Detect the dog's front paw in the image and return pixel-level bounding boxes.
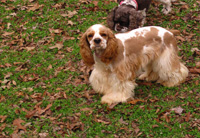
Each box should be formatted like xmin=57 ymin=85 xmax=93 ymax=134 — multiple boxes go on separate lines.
xmin=101 ymin=92 xmax=133 ymax=105
xmin=138 ymin=73 xmax=148 ymax=80
xmin=101 ymin=95 xmax=119 ymax=105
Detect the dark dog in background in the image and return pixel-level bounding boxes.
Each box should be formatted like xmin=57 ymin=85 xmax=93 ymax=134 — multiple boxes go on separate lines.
xmin=107 ymin=0 xmax=174 ymax=32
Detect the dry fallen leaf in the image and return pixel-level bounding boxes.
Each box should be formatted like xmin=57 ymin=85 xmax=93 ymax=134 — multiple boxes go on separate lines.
xmin=80 ymin=108 xmax=93 ymax=112
xmin=119 ymin=117 xmax=128 ymax=125
xmin=169 ymin=29 xmax=180 ymax=35
xmin=171 ymin=106 xmax=184 ymax=115
xmin=95 ymin=119 xmax=110 ymax=124
xmin=28 ymin=3 xmax=40 ymax=11
xmin=79 ymin=0 xmax=89 ymax=4
xmin=49 ymin=28 xmax=63 ymax=34
xmin=66 ymin=47 xmax=73 ymax=52
xmin=107 ymin=102 xmax=119 ymax=110
xmin=38 ymin=103 xmax=52 ymax=115
xmin=0 ymin=123 xmax=6 ymax=132
xmin=66 ymin=10 xmax=77 ymax=18
xmin=191 ymin=48 xmax=200 ymax=52
xmin=63 ymin=36 xmax=75 ymax=41
xmin=7 ymin=23 xmax=11 ymax=29
xmin=184 ymin=112 xmax=190 ymax=122
xmin=196 ymin=62 xmax=200 ymax=68
xmin=47 ymin=64 xmax=53 ymax=70
xmin=25 ymin=110 xmax=37 ymax=119
xmin=152 ymin=124 xmax=159 ymax=128
xmin=1 ymin=0 xmax=6 ymax=3
xmin=2 ymin=31 xmax=14 ymax=37
xmin=92 ymin=1 xmax=99 ymax=6
xmin=176 ymin=36 xmax=185 ymax=42
xmin=68 ymin=20 xmax=74 ymax=26
xmin=0 ymin=115 xmax=7 ymax=123
xmin=60 ymin=13 xmax=68 ymax=17
xmin=189 ymin=67 xmax=200 ymax=74
xmin=4 ymin=72 xmax=12 ymax=79
xmin=39 ymin=133 xmax=49 ymax=138
xmin=128 ymin=99 xmax=145 ymax=105
xmin=49 ymin=43 xmax=63 ymax=50
xmin=13 ymin=119 xmax=26 ymax=133
xmin=25 ymin=47 xmax=35 ymax=51
xmin=12 ymin=80 xmax=17 ymax=86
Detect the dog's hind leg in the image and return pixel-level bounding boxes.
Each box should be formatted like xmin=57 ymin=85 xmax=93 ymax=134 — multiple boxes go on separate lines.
xmin=138 ymin=63 xmax=159 ymax=82
xmin=153 ymin=47 xmax=188 ymax=87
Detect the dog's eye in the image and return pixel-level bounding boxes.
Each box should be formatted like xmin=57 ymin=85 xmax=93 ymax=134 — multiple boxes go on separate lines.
xmin=101 ymin=33 xmax=107 ymax=37
xmin=88 ymin=34 xmax=93 ymax=38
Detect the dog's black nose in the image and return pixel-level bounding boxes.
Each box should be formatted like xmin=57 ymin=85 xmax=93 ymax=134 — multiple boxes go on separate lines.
xmin=94 ymin=38 xmax=101 ymax=44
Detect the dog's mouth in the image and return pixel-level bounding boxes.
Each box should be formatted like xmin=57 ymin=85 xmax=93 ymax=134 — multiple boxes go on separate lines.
xmin=93 ymin=48 xmax=105 ymax=58
xmin=91 ymin=44 xmax=104 ymax=51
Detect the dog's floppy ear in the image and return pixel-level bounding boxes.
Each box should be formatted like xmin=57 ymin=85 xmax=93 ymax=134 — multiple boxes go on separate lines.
xmin=107 ymin=7 xmax=118 ymax=30
xmin=79 ymin=32 xmax=95 ymax=66
xmin=100 ymin=28 xmax=118 ymax=64
xmin=128 ymin=9 xmax=144 ymax=30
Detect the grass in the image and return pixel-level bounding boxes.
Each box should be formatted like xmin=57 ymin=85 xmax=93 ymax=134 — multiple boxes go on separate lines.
xmin=0 ymin=0 xmax=200 ymax=137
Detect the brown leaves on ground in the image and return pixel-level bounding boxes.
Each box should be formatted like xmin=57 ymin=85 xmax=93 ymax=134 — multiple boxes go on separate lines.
xmin=94 ymin=116 xmax=111 ymax=125
xmin=49 ymin=42 xmax=64 ymax=50
xmin=0 ymin=72 xmax=17 ymax=90
xmin=25 ymin=102 xmax=52 ymax=119
xmin=13 ymin=119 xmax=26 ymax=133
xmin=61 ymin=10 xmax=78 ymax=18
xmin=0 ymin=116 xmax=7 ymax=123
xmin=171 ymin=106 xmax=184 ymax=115
xmin=189 ymin=67 xmax=200 ymax=74
xmin=0 ymin=1 xmax=78 ymax=52
xmin=156 ymin=106 xmax=192 ymax=125
xmin=28 ymin=3 xmax=43 ymax=12
xmin=128 ymin=99 xmax=145 ymax=105
xmin=0 ymin=0 xmax=199 ymax=137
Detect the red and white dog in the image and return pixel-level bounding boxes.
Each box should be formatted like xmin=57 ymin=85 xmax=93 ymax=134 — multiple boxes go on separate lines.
xmin=79 ymin=24 xmax=188 ymax=105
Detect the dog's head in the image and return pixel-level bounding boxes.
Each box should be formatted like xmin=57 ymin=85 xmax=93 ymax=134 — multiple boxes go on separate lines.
xmin=79 ymin=24 xmax=118 ymax=66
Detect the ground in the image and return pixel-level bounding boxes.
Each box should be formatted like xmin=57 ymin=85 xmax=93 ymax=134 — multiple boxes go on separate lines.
xmin=0 ymin=0 xmax=200 ymax=137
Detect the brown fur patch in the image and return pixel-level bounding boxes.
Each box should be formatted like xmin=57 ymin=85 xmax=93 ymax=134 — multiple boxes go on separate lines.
xmin=124 ymin=36 xmax=145 ymax=56
xmin=114 ymin=53 xmax=142 ymax=81
xmin=144 ymin=27 xmax=161 ymax=44
xmin=100 ymin=28 xmax=118 ymax=64
xmin=163 ymin=32 xmax=178 ymax=52
xmin=79 ymin=32 xmax=95 ymax=66
xmin=170 ymin=54 xmax=180 ymax=71
xmin=124 ymin=27 xmax=162 ymax=56
xmin=112 ymin=39 xmax=143 ymax=81
xmin=112 ymin=39 xmax=124 ymax=65
xmin=86 ymin=30 xmax=95 ymax=42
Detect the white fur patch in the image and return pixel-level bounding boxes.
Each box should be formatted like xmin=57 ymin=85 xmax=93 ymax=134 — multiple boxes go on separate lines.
xmin=120 ymin=0 xmax=138 ymax=10
xmin=90 ymin=64 xmax=136 ymax=104
xmin=90 ymin=24 xmax=107 ymax=50
xmin=115 ymin=26 xmax=151 ymax=42
xmin=157 ymin=27 xmax=173 ymax=44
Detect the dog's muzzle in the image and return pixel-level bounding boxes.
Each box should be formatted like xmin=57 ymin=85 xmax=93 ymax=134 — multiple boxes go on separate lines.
xmin=94 ymin=38 xmax=101 ymax=44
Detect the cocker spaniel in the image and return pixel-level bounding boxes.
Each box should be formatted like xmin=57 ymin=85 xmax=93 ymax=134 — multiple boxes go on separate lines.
xmin=107 ymin=0 xmax=174 ymax=32
xmin=79 ymin=24 xmax=188 ymax=105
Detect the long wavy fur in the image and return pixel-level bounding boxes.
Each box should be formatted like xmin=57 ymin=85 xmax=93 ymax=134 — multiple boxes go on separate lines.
xmin=79 ymin=32 xmax=95 ymax=66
